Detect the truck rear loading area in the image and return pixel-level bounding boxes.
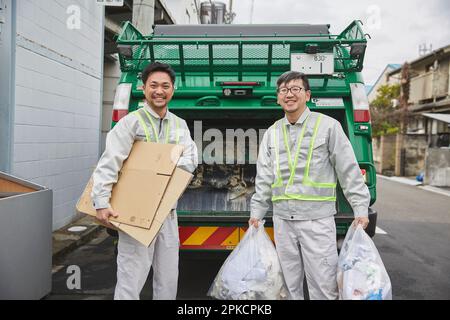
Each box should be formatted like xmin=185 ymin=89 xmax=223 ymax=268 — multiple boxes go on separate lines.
xmin=112 ymin=20 xmax=377 ymax=250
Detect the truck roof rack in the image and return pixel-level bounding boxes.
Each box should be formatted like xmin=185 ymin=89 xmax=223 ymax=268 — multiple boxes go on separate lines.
xmin=116 ymin=20 xmax=368 ymax=85
xmin=152 ymin=24 xmax=331 ymax=37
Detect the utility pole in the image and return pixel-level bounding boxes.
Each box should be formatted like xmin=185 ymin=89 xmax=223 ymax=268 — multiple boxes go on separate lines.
xmin=395 ymin=62 xmax=410 ymax=176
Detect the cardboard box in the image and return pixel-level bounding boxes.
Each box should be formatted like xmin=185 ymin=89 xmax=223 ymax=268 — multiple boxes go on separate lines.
xmin=76 ymin=141 xmax=193 ymax=246
xmin=110 ymin=167 xmax=192 ymax=246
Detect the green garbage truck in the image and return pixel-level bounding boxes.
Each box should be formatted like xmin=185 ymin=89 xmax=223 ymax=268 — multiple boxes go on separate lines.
xmin=110 ymin=20 xmax=377 ymax=250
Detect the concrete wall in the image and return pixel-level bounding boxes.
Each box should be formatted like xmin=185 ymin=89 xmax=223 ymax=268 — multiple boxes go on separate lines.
xmin=12 ymin=1 xmax=104 ymax=230
xmin=404 ymin=134 xmax=428 ymax=177
xmin=373 ymin=137 xmax=381 ymax=172
xmin=425 ymin=148 xmax=450 ymax=187
xmin=164 ymin=0 xmax=200 ymax=24
xmin=372 ymin=135 xmax=396 ymax=174
xmin=0 ymin=0 xmax=15 ymax=173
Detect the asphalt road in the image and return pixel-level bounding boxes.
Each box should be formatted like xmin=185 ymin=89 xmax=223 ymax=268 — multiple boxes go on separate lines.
xmin=46 ymin=177 xmax=450 ymax=300
xmin=371 ymin=176 xmax=450 ymax=299
xmin=47 ymin=232 xmax=229 ymax=300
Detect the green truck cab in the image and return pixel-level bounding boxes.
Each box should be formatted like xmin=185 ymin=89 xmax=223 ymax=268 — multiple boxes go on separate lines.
xmin=111 ymin=20 xmax=377 ymax=250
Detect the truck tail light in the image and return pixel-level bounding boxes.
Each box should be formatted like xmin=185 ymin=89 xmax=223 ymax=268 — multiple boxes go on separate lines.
xmin=112 ymin=109 xmax=129 ymax=122
xmin=361 ymin=168 xmax=367 ymax=182
xmin=354 ymin=110 xmax=371 ymax=122
xmin=112 ymin=83 xmax=132 ymax=122
xmin=350 ymin=83 xmax=371 ymax=122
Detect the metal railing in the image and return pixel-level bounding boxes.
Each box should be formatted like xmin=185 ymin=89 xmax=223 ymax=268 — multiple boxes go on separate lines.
xmin=116 ymin=20 xmax=369 ymax=78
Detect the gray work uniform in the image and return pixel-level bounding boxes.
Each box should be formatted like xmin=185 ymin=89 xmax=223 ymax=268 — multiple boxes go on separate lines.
xmin=250 ymin=107 xmax=370 ymax=300
xmin=91 ymin=102 xmax=198 ymax=300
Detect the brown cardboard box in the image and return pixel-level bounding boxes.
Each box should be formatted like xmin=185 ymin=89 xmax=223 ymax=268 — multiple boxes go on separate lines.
xmin=76 ymin=141 xmax=193 ymax=246
xmin=110 ymin=167 xmax=192 ymax=246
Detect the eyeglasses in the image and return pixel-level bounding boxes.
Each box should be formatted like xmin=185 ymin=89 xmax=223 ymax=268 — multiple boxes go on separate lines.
xmin=277 ymin=86 xmax=306 ymax=95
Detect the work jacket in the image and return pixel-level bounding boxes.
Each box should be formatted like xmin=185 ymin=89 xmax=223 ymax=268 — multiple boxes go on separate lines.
xmin=91 ymin=101 xmax=198 ymax=210
xmin=251 ymin=108 xmax=370 ymax=221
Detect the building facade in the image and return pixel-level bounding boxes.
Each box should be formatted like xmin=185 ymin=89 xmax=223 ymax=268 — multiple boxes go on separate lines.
xmin=387 ymin=45 xmax=450 ymax=185
xmin=0 ymin=0 xmax=224 ymax=231
xmin=1 ymin=0 xmax=104 ymax=230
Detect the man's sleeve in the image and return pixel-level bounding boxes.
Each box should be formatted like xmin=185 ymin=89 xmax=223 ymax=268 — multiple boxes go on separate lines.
xmin=250 ymin=129 xmax=274 ymax=220
xmin=328 ymin=121 xmax=370 ymax=217
xmin=91 ymin=117 xmax=135 ymax=209
xmin=176 ymin=119 xmax=198 ymax=173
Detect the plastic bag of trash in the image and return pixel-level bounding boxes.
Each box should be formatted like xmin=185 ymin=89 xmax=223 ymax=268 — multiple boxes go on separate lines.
xmin=207 ymin=222 xmax=288 ymax=300
xmin=337 ymin=224 xmax=392 ymax=300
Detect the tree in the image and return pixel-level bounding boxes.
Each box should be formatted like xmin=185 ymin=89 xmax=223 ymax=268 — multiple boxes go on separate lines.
xmin=370 ymin=83 xmax=401 ymax=137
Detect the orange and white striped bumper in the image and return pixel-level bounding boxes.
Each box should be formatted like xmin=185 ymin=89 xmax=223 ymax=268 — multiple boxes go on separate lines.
xmin=179 ymin=226 xmax=274 ymax=250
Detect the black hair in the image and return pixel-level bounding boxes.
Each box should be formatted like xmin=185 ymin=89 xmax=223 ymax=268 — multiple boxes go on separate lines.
xmin=141 ymin=61 xmax=176 ymax=85
xmin=276 ymin=71 xmax=310 ymax=91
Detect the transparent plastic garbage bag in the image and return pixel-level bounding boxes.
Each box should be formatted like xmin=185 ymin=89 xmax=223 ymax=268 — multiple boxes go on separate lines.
xmin=208 ymin=222 xmax=288 ymax=300
xmin=337 ymin=224 xmax=392 ymax=300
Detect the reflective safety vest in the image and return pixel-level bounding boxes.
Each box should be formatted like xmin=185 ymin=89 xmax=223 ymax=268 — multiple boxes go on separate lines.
xmin=132 ymin=107 xmax=180 ymax=144
xmin=271 ymin=112 xmax=337 ymax=202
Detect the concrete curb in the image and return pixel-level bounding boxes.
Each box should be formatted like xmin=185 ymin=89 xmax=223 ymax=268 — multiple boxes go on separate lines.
xmin=377 ymin=174 xmax=423 ymax=186
xmin=418 ymin=185 xmax=450 ymax=197
xmin=377 ymin=174 xmax=450 ymax=197
xmin=52 ymin=215 xmax=104 ymax=263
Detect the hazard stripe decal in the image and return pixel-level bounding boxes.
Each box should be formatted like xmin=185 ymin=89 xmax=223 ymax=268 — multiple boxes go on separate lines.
xmin=182 ymin=227 xmax=218 ymax=246
xmin=178 ymin=226 xmax=198 ymax=244
xmin=238 ymin=227 xmax=274 ymax=241
xmin=202 ymin=227 xmax=236 ymax=247
xmin=220 ymin=228 xmax=239 ymax=246
xmin=179 ymin=226 xmax=274 ymax=249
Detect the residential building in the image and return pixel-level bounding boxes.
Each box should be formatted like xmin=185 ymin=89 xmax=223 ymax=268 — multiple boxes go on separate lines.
xmin=387 ymin=44 xmax=450 ymax=185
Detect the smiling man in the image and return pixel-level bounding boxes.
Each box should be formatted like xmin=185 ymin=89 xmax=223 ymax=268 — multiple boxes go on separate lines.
xmin=91 ymin=62 xmax=198 ymax=300
xmin=248 ymin=71 xmax=370 ymax=300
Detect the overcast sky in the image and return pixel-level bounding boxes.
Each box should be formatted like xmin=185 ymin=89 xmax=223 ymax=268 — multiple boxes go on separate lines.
xmin=229 ymin=0 xmax=450 ymax=85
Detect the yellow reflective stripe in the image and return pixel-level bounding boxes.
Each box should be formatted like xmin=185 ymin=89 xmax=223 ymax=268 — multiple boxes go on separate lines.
xmin=175 ymin=116 xmax=180 ymax=144
xmin=270 ymin=113 xmax=337 ymax=200
xmin=271 ymin=121 xmax=283 ymax=188
xmin=135 ymin=108 xmax=178 ymax=145
xmin=281 ymin=121 xmax=293 ymax=172
xmin=304 ymin=114 xmax=336 ymax=188
xmin=287 ymin=115 xmax=310 ymax=187
xmin=165 ymin=118 xmax=170 ymax=144
xmin=141 ymin=108 xmax=159 ymax=143
xmin=272 ymin=194 xmax=336 ymax=202
xmin=304 ymin=179 xmax=337 ymax=188
xmin=133 ymin=111 xmax=150 ymax=142
xmin=304 ymin=114 xmax=321 ymax=181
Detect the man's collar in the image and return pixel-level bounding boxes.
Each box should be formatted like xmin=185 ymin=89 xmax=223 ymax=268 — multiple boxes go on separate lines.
xmin=283 ymin=107 xmax=311 ymax=126
xmin=143 ymin=101 xmax=171 ymax=120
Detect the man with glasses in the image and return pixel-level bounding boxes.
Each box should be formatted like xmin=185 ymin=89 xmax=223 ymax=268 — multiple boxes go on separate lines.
xmin=249 ymin=71 xmax=370 ymax=300
xmin=91 ymin=62 xmax=198 ymax=299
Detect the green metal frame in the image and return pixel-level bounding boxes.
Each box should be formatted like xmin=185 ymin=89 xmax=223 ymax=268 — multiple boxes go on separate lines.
xmin=116 ymin=20 xmax=368 ymax=81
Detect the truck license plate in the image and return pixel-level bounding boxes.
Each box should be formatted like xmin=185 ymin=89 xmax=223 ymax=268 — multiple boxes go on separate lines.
xmin=291 ymin=53 xmax=334 ymax=75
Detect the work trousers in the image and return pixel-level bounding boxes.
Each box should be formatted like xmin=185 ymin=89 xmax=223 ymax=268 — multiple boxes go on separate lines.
xmin=273 ymin=215 xmax=339 ymax=300
xmin=114 ymin=210 xmax=179 ymax=300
